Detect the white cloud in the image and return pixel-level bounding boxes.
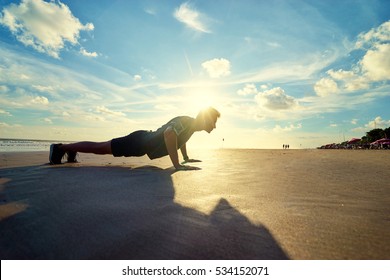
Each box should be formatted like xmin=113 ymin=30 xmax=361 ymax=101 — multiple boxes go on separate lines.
xmin=327 ymin=69 xmax=369 ymax=91
xmin=366 ymin=116 xmax=390 ymax=129
xmin=355 ymin=20 xmax=390 ymax=82
xmin=260 ymin=84 xmax=269 ymax=90
xmin=355 ymin=20 xmax=390 ymax=49
xmin=31 ymin=96 xmax=49 ymax=105
xmin=344 ymin=77 xmax=370 ymax=91
xmin=360 ymin=43 xmax=390 ymax=81
xmin=84 ymin=23 xmax=94 ymax=31
xmin=237 ymin=84 xmax=258 ymax=96
xmin=273 ymin=123 xmax=302 ymax=133
xmin=327 ymin=69 xmax=356 ymax=80
xmin=144 ymin=8 xmax=156 ymax=16
xmin=267 ymin=41 xmax=281 ymax=48
xmin=313 ymin=20 xmax=389 ymax=97
xmin=255 ymin=87 xmax=298 ymax=110
xmin=0 ymin=0 xmax=94 ymax=58
xmin=314 ymin=78 xmax=338 ymax=97
xmin=80 ymin=48 xmax=98 ymax=58
xmin=0 ymin=109 xmax=12 ymax=116
xmin=96 ymin=106 xmax=126 ymax=117
xmin=173 ymin=2 xmax=211 ymax=33
xmin=352 ymin=116 xmax=390 ymax=132
xmin=43 ymin=117 xmax=52 ymax=124
xmin=133 ymin=75 xmax=142 ymax=82
xmin=202 ymin=58 xmax=231 ymax=78
xmin=32 ymin=84 xmax=57 ymax=94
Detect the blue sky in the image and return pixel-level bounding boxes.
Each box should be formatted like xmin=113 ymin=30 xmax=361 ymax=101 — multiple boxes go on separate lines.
xmin=0 ymin=0 xmax=389 ymax=149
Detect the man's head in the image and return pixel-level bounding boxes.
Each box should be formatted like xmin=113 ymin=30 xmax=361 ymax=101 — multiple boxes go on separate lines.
xmin=196 ymin=107 xmax=221 ymax=133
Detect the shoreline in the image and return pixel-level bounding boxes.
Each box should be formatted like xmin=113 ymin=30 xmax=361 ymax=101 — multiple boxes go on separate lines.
xmin=1 ymin=148 xmax=388 ymax=168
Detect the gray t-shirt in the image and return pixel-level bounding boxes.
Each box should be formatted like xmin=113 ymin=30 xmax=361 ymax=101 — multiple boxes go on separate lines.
xmin=145 ymin=116 xmax=196 ymax=159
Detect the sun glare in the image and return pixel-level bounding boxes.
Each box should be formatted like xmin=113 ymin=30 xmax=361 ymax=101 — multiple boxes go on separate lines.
xmin=183 ymin=82 xmax=221 ymax=113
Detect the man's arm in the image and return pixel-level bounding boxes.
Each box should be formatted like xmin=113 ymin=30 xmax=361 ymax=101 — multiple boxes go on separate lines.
xmin=164 ymin=127 xmax=200 ymax=170
xmin=164 ymin=126 xmax=180 ymax=169
xmin=180 ymin=143 xmax=202 ymax=164
xmin=180 ymin=143 xmax=189 ymax=161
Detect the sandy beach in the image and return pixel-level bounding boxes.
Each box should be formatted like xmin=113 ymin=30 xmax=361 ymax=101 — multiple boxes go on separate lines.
xmin=0 ymin=149 xmax=389 ymax=259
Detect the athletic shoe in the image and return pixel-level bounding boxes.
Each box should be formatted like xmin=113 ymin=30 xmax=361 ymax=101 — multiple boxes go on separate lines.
xmin=66 ymin=151 xmax=78 ymax=163
xmin=49 ymin=144 xmax=65 ymax=164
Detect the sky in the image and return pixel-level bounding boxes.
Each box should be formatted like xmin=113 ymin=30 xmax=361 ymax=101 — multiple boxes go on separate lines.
xmin=0 ymin=0 xmax=389 ymax=149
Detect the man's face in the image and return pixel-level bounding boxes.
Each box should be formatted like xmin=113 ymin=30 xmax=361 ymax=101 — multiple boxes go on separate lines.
xmin=204 ymin=117 xmax=217 ymax=133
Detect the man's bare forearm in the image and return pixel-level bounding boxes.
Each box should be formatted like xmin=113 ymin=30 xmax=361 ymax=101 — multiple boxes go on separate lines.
xmin=164 ymin=127 xmax=180 ymax=168
xmin=180 ymin=144 xmax=189 ymax=161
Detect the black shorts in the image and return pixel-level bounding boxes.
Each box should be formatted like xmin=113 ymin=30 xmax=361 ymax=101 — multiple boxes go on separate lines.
xmin=111 ymin=130 xmax=149 ymax=157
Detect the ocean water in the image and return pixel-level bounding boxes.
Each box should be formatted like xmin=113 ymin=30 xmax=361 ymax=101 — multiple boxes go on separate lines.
xmin=0 ymin=139 xmax=65 ymax=152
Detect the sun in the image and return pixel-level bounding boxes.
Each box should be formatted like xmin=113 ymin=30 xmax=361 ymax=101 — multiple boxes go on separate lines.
xmin=183 ymin=81 xmax=221 ymax=113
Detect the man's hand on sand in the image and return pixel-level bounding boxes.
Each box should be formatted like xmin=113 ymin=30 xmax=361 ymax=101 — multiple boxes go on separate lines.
xmin=175 ymin=165 xmax=201 ymax=171
xmin=181 ymin=158 xmax=202 ymax=164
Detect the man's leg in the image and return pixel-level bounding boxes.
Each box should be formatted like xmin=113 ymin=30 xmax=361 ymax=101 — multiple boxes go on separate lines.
xmin=60 ymin=141 xmax=112 ymax=155
xmin=49 ymin=141 xmax=113 ymax=164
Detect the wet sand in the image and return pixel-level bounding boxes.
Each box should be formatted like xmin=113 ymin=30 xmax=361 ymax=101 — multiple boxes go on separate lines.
xmin=0 ymin=149 xmax=389 ymax=259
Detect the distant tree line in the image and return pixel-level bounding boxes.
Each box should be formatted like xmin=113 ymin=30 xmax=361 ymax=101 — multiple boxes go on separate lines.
xmin=319 ymin=127 xmax=390 ymax=149
xmin=360 ymin=127 xmax=390 ymax=143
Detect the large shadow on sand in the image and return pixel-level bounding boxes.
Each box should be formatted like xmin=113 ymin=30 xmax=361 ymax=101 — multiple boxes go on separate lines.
xmin=0 ymin=165 xmax=288 ymax=259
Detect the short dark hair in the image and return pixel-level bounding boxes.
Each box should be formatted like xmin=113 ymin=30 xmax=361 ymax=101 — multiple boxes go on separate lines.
xmin=196 ymin=107 xmax=221 ymax=121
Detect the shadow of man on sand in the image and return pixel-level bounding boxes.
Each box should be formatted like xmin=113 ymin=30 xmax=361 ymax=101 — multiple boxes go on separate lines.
xmin=0 ymin=165 xmax=288 ymax=259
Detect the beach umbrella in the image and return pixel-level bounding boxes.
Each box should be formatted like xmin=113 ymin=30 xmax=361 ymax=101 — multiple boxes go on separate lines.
xmin=370 ymin=138 xmax=390 ymax=145
xmin=377 ymin=138 xmax=390 ymax=143
xmin=347 ymin=138 xmax=361 ymax=144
